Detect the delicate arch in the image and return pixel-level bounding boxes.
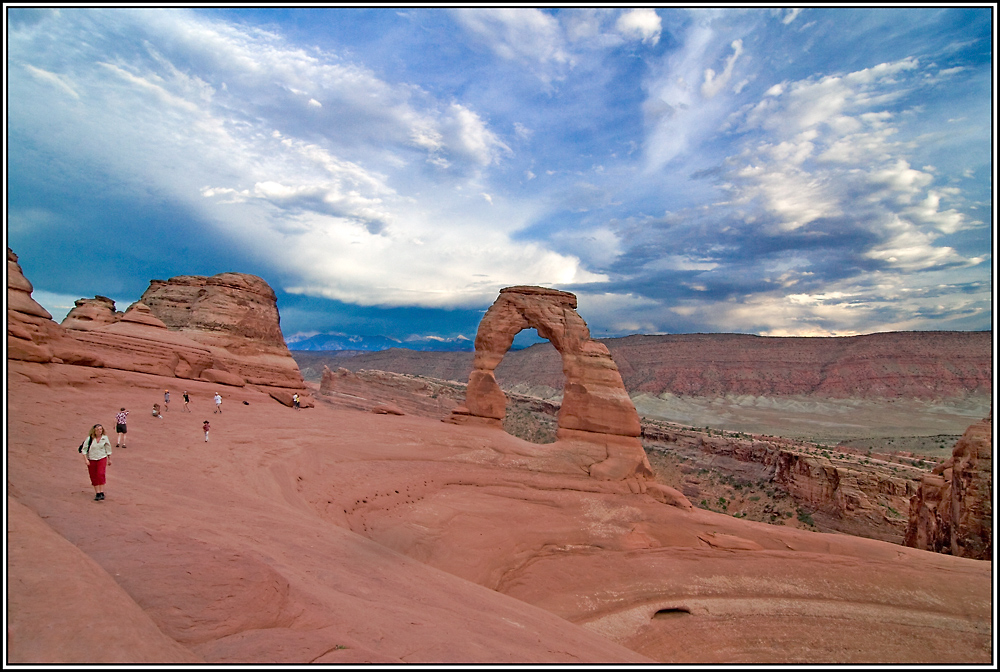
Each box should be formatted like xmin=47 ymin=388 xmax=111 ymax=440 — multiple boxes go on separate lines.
xmin=450 ymin=286 xmax=651 ymax=480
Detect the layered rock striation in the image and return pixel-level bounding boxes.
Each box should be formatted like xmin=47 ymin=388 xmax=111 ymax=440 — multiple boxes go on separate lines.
xmin=316 ymin=331 xmax=992 ymax=400
xmin=7 ymin=248 xmax=309 ymax=400
xmin=139 ymin=274 xmax=304 ymax=390
xmin=904 ymin=413 xmax=993 ymax=559
xmin=449 ymin=286 xmax=654 ymax=482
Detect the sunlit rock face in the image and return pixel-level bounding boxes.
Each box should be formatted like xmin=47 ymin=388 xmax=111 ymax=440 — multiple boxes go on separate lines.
xmin=7 ymin=247 xmax=79 ymax=364
xmin=6 ymin=247 xmax=308 ymax=397
xmin=450 ymin=286 xmax=653 ymax=481
xmin=140 ymin=274 xmax=287 ymax=348
xmin=61 ymin=296 xmax=119 ymax=331
xmin=139 ymin=273 xmax=305 ymax=391
xmin=905 ymin=412 xmax=993 ymax=560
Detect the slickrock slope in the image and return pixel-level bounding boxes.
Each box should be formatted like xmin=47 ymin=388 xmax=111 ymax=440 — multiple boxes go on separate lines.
xmin=320 ymin=366 xmax=465 ymax=417
xmin=6 ymin=362 xmax=990 ymax=664
xmin=905 ymin=413 xmax=993 ymax=559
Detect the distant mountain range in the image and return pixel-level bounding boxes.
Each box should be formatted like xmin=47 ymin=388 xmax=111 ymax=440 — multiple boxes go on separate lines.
xmin=285 ymin=332 xmax=474 ymax=352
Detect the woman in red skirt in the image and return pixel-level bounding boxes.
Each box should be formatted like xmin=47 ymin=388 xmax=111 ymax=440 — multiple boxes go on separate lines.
xmin=81 ymin=423 xmax=112 ymax=501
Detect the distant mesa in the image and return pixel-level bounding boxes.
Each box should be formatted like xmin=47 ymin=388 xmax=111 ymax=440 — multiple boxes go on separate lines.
xmin=7 ymin=247 xmax=310 ymax=402
xmin=449 ymin=286 xmax=656 ymax=483
xmin=904 ymin=411 xmax=993 ymax=560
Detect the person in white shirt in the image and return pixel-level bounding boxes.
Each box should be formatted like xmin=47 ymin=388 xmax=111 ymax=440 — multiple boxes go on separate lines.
xmin=214 ymin=392 xmax=223 ymax=414
xmin=81 ymin=423 xmax=112 ymax=501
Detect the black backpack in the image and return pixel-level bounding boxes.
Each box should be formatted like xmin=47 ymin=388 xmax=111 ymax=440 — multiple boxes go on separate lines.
xmin=78 ymin=437 xmax=92 ymax=454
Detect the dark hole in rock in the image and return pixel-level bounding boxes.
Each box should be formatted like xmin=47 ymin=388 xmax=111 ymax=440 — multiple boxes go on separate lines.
xmin=652 ymin=607 xmax=691 ymax=619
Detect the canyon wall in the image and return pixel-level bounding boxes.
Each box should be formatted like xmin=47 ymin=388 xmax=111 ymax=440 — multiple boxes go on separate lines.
xmin=303 ymin=331 xmax=991 ymax=400
xmin=904 ymin=413 xmax=993 ymax=559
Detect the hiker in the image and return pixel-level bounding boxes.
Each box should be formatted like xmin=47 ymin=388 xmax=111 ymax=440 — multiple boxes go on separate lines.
xmin=163 ymin=389 xmax=170 ymax=412
xmin=152 ymin=403 xmax=163 ymax=419
xmin=293 ymin=393 xmax=301 ymax=410
xmin=81 ymin=423 xmax=112 ymax=501
xmin=115 ymin=407 xmax=129 ymax=448
xmin=203 ymin=420 xmax=210 ymax=442
xmin=182 ymin=390 xmax=191 ymax=412
xmin=214 ymin=392 xmax=222 ymax=414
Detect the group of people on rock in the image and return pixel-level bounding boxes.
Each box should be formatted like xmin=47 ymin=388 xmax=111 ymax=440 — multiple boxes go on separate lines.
xmin=82 ymin=389 xmax=225 ymax=502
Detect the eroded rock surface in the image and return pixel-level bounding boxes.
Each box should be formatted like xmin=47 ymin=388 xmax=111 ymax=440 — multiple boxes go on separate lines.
xmin=450 ymin=286 xmax=652 ymax=481
xmin=905 ymin=412 xmax=993 ymax=559
xmin=140 ymin=274 xmax=304 ymax=391
xmin=7 ymin=248 xmax=307 ymax=397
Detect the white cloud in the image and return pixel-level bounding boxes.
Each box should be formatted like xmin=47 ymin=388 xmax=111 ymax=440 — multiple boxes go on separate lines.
xmin=9 ymin=9 xmax=602 ymax=309
xmin=721 ymin=56 xmax=976 ymax=244
xmin=781 ymin=9 xmax=803 ymax=25
xmin=451 ymin=8 xmax=572 ymax=79
xmin=615 ymin=9 xmax=662 ymax=45
xmin=23 ymin=64 xmax=80 ymax=99
xmin=701 ymin=39 xmax=743 ymax=99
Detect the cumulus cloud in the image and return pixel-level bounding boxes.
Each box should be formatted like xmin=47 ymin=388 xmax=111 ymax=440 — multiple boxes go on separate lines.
xmin=8 ymin=8 xmax=596 ymax=309
xmin=615 ymin=9 xmax=662 ymax=45
xmin=621 ymin=20 xmax=989 ymax=335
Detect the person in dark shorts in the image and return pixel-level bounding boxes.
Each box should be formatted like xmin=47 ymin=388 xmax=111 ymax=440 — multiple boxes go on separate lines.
xmin=183 ymin=391 xmax=191 ymax=412
xmin=115 ymin=407 xmax=129 ymax=448
xmin=293 ymin=393 xmax=301 ymax=410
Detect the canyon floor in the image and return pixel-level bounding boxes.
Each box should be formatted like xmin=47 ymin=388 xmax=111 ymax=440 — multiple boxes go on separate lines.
xmin=6 ymin=361 xmax=994 ymax=665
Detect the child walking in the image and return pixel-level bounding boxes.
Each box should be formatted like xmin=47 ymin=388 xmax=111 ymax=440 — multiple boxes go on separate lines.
xmin=203 ymin=420 xmax=211 ymax=442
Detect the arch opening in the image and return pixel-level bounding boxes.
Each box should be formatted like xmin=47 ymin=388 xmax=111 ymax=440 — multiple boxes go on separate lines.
xmin=496 ymin=329 xmax=563 ymax=444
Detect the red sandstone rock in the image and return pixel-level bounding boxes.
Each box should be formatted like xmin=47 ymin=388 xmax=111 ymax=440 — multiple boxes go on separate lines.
xmin=61 ymin=296 xmax=119 ymax=331
xmin=140 ymin=273 xmax=304 ymax=390
xmin=452 ymin=286 xmax=651 ymax=481
xmin=372 ymin=404 xmax=405 ymax=415
xmin=6 ymin=359 xmax=993 ymax=664
xmin=8 ymin=249 xmax=309 ymax=400
xmin=322 ymin=366 xmax=462 ymax=417
xmin=904 ymin=412 xmax=993 ymax=559
xmin=267 ymin=388 xmax=315 ymax=409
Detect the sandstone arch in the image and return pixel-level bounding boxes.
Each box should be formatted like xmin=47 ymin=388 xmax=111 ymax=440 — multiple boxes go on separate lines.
xmin=450 ymin=286 xmax=652 ymax=480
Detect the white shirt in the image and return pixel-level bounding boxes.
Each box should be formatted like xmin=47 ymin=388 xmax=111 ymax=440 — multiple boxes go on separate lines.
xmin=83 ymin=435 xmax=113 ymax=461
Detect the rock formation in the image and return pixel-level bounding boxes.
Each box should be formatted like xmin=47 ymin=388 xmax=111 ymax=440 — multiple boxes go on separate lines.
xmin=8 ymin=248 xmax=63 ymax=363
xmin=904 ymin=412 xmax=993 ymax=559
xmin=7 ymin=247 xmax=310 ymax=402
xmin=60 ymin=296 xmax=120 ymax=331
xmin=139 ymin=274 xmax=304 ymax=391
xmin=449 ymin=286 xmax=652 ymax=481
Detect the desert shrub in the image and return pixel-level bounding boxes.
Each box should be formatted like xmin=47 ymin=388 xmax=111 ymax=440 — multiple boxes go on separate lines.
xmin=796 ymin=508 xmax=815 ymax=526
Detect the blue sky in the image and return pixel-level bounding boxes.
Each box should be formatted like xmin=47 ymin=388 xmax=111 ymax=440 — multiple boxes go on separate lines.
xmin=6 ymin=7 xmax=994 ymax=346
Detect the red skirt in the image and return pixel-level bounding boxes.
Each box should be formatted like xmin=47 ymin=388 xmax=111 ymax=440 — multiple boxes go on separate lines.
xmin=87 ymin=457 xmax=107 ymax=486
